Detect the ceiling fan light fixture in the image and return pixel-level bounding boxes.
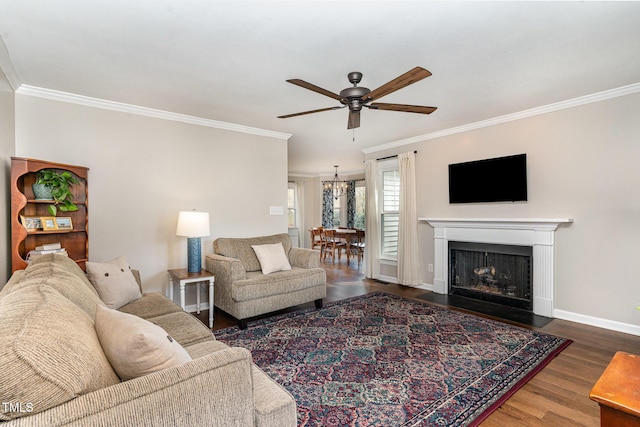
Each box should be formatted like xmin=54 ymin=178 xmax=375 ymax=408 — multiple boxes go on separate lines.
xmin=323 ymin=165 xmax=348 ymax=200
xmin=279 ymin=67 xmax=436 ymax=129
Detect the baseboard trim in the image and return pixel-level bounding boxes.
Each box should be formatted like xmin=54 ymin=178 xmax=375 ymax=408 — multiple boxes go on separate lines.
xmin=183 ymin=302 xmax=211 ymax=314
xmin=378 ymin=275 xmax=398 ymax=284
xmin=554 ymin=309 xmax=640 ymax=337
xmin=413 ymin=288 xmax=640 ymax=336
xmin=165 ymin=291 xmax=211 ymax=315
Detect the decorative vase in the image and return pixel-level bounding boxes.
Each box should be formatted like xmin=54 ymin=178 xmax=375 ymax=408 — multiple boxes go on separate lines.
xmin=32 ymin=183 xmax=52 ymax=200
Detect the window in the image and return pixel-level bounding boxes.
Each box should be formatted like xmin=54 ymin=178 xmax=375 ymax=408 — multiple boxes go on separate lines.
xmin=354 ymin=181 xmax=366 ymax=229
xmin=333 ymin=195 xmax=341 ymax=227
xmin=380 ymin=163 xmax=399 ymax=257
xmin=287 ymin=183 xmax=296 ymax=228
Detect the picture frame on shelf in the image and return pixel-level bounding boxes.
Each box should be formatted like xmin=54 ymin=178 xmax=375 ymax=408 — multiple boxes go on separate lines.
xmin=20 ymin=215 xmax=43 ymax=232
xmin=55 ymin=217 xmax=73 ymax=230
xmin=41 ymin=216 xmax=58 ymax=231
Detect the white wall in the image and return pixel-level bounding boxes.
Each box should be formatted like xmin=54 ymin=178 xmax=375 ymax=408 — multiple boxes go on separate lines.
xmin=14 ymin=94 xmax=289 ymax=299
xmin=0 ymin=67 xmax=15 ymax=282
xmin=366 ymin=92 xmax=640 ymax=329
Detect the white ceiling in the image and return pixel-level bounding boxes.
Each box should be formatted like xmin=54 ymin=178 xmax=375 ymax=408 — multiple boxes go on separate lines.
xmin=1 ymin=1 xmax=639 ymax=176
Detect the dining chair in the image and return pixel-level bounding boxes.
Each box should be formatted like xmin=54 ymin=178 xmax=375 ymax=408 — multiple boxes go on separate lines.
xmin=352 ymin=229 xmax=365 ymax=267
xmin=310 ymin=227 xmax=324 ymax=251
xmin=323 ymin=229 xmax=346 ymax=263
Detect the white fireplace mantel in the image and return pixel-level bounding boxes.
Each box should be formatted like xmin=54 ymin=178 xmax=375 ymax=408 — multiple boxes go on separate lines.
xmin=419 ymin=217 xmax=573 ymax=317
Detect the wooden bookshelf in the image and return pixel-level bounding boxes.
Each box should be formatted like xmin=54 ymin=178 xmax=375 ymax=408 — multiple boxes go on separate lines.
xmin=11 ymin=157 xmax=89 ymax=272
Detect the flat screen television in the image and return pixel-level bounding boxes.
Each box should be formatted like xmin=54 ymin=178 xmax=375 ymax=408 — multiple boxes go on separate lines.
xmin=448 ymin=154 xmax=527 ymax=203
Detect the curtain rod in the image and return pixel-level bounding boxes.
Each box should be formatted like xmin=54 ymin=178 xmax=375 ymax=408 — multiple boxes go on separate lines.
xmin=376 ymin=150 xmax=417 ymax=161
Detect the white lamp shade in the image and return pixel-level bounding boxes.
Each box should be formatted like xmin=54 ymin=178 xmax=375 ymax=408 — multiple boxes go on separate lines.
xmin=176 ymin=211 xmax=210 ymax=238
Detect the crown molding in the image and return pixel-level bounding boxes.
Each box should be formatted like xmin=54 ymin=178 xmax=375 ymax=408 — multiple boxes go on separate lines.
xmin=0 ymin=35 xmax=21 ymax=91
xmin=288 ymin=172 xmax=316 ymax=178
xmin=15 ymin=85 xmax=292 ymax=140
xmin=362 ymin=82 xmax=640 ymax=154
xmin=289 ymin=171 xmax=364 ymax=179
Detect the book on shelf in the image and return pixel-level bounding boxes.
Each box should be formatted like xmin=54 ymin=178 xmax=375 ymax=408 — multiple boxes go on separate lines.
xmin=26 ymin=247 xmax=67 ymax=262
xmin=35 ymin=242 xmax=62 ymax=251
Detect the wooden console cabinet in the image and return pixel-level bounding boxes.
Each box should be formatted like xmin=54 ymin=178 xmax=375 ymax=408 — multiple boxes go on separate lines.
xmin=590 ymin=351 xmax=640 ymax=426
xmin=10 ymin=157 xmax=89 ymax=272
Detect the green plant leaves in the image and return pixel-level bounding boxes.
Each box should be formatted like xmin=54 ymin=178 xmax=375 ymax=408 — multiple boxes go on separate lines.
xmin=36 ymin=169 xmax=80 ymax=216
xmin=58 ymin=200 xmax=78 ymax=212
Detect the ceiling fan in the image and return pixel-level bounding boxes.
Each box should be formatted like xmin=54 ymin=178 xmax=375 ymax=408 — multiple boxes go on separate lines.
xmin=278 ymin=66 xmax=437 ymax=129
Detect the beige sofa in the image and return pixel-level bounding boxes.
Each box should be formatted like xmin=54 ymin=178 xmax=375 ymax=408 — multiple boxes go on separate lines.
xmin=205 ymin=233 xmax=326 ymax=329
xmin=0 ymin=254 xmax=296 ymax=426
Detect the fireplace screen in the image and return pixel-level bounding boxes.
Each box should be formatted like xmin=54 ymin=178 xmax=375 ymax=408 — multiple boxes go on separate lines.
xmin=449 ymin=242 xmax=533 ymax=310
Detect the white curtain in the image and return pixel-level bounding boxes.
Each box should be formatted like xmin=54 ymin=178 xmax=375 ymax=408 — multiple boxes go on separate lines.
xmin=397 ymin=151 xmax=421 ymax=286
xmin=364 ymin=159 xmax=380 ymax=279
xmin=295 ymin=181 xmax=305 ymax=247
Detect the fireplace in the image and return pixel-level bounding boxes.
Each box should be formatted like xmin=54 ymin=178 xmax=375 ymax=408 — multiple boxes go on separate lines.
xmin=421 ymin=218 xmax=573 ymax=318
xmin=449 ymin=241 xmax=533 ymax=311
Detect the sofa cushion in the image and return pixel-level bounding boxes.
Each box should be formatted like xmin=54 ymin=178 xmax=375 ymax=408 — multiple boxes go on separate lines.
xmin=7 ymin=253 xmax=105 ymax=320
xmin=87 ymin=256 xmax=142 ymax=309
xmin=27 ymin=253 xmax=97 ymax=292
xmin=147 ymin=311 xmax=214 ymax=347
xmin=95 ymin=306 xmax=192 ymax=381
xmin=232 ymin=267 xmax=326 ymax=302
xmin=0 ymin=285 xmax=120 ymax=421
xmin=215 ymin=233 xmax=292 ymax=272
xmin=118 ymin=291 xmax=183 ymax=319
xmin=252 ymin=242 xmax=292 ymax=274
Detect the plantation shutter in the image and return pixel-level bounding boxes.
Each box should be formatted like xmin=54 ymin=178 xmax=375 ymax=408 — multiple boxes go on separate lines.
xmin=381 ymin=169 xmax=400 ymax=256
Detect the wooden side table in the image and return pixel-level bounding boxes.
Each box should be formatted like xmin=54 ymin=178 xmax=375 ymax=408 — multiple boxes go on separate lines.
xmin=590 ymin=351 xmax=640 ymax=426
xmin=168 ymin=269 xmax=215 ymax=328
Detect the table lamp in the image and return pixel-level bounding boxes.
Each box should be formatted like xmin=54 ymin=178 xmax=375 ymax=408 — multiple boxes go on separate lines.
xmin=176 ymin=210 xmax=210 ymax=273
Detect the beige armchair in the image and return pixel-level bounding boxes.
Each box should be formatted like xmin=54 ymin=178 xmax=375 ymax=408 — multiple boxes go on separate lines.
xmin=205 ymin=233 xmax=326 ymax=328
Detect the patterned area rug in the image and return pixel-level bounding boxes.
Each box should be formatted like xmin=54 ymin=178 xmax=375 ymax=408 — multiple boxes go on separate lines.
xmin=216 ymin=292 xmax=571 ymax=426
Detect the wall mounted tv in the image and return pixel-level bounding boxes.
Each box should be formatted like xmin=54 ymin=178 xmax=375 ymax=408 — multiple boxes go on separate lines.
xmin=448 ymin=154 xmax=527 ymax=203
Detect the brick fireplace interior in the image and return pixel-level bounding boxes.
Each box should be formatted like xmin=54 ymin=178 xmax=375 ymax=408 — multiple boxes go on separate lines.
xmin=449 ymin=241 xmax=533 ymax=311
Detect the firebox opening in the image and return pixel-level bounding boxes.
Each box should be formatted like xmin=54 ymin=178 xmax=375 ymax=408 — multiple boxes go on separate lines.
xmin=449 ymin=241 xmax=533 ymax=311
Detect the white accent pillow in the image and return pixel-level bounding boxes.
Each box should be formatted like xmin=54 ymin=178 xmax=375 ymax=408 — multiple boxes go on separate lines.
xmin=251 ymin=243 xmax=292 ymax=274
xmin=86 ymin=256 xmax=142 ymax=309
xmin=94 ymin=305 xmax=192 ymax=381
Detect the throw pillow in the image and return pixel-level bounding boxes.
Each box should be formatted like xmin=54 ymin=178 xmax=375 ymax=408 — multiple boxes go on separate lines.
xmin=94 ymin=305 xmax=192 ymax=381
xmin=251 ymin=242 xmax=292 ymax=274
xmin=0 ymin=285 xmax=120 ymax=421
xmin=86 ymin=256 xmax=142 ymax=309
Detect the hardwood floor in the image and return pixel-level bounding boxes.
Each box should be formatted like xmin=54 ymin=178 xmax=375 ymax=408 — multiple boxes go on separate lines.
xmin=197 ymin=259 xmax=640 ymax=426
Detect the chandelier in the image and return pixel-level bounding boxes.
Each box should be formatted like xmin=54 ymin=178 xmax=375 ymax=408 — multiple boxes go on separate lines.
xmin=324 ymin=165 xmax=348 ymax=200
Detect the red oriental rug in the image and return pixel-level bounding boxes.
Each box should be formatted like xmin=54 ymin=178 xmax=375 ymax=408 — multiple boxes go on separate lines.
xmin=216 ymin=292 xmax=571 ymax=426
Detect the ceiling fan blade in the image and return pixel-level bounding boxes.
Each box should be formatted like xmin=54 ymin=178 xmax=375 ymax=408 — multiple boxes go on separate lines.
xmin=368 ymin=103 xmax=437 ymax=114
xmin=286 ymin=79 xmax=343 ymax=101
xmin=347 ymin=110 xmax=360 ymax=129
xmin=363 ymin=67 xmax=432 ymax=102
xmin=278 ymin=106 xmax=344 ymax=119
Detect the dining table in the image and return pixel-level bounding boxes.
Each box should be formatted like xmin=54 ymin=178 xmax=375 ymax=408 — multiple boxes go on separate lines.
xmin=325 ymin=228 xmax=357 ymax=264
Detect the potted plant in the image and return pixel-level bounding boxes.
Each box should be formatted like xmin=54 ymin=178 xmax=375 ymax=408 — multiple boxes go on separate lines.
xmin=32 ymin=169 xmax=80 ymax=216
